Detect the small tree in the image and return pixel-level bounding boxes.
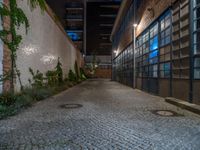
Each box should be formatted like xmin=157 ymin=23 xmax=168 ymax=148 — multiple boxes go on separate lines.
xmin=55 ymin=57 xmax=63 ymax=84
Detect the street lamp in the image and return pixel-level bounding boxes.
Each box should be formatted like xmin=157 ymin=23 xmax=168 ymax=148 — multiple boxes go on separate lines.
xmin=132 ymin=24 xmax=138 ymax=89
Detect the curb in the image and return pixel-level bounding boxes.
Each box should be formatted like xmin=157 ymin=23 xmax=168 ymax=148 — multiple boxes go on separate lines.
xmin=165 ymin=97 xmax=200 ymax=115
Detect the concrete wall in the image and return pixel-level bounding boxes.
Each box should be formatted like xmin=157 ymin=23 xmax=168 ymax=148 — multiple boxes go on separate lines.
xmin=15 ymin=0 xmax=82 ymax=90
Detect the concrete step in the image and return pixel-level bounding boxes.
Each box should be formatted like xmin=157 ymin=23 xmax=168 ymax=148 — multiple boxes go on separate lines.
xmin=165 ymin=97 xmax=200 ymax=115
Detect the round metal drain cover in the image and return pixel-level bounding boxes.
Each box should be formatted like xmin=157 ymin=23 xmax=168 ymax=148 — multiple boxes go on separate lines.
xmin=59 ymin=104 xmax=83 ymax=109
xmin=151 ymin=110 xmax=182 ymax=117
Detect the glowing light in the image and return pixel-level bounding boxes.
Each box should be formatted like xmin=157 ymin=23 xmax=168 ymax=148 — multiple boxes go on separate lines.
xmin=40 ymin=53 xmax=57 ymax=64
xmin=133 ymin=24 xmax=138 ymax=28
xmin=22 ymin=45 xmax=38 ymax=56
xmin=114 ymin=50 xmax=117 ymax=54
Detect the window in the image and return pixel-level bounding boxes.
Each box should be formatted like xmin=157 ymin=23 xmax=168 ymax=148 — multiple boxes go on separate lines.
xmin=194 ymin=58 xmax=200 ymax=79
xmin=135 ymin=10 xmax=172 ymax=79
xmin=194 ymin=2 xmax=200 ymax=79
xmin=159 ymin=11 xmax=171 ymax=78
xmin=195 ymin=0 xmax=200 ymax=7
xmin=160 ymin=63 xmax=171 ymax=78
xmin=149 ymin=23 xmax=159 ymax=78
xmin=149 ymin=65 xmax=158 ymax=77
xmin=150 ymin=36 xmax=158 ymax=51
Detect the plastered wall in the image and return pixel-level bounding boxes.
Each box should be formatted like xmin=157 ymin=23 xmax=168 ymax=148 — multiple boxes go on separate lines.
xmin=15 ymin=0 xmax=81 ymax=90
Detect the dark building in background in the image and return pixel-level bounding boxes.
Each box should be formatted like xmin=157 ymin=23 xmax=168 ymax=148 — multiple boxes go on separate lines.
xmin=66 ymin=1 xmax=85 ymax=53
xmin=46 ymin=0 xmax=86 ymax=54
xmin=111 ymin=0 xmax=200 ymax=104
xmin=86 ymin=1 xmax=120 ymax=55
xmin=85 ymin=1 xmax=121 ymax=78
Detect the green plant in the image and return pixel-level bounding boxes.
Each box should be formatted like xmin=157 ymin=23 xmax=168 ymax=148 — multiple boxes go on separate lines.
xmin=55 ymin=57 xmax=63 ymax=84
xmin=28 ymin=0 xmax=46 ymax=11
xmin=0 ymin=0 xmax=46 ymax=93
xmin=46 ymin=70 xmax=58 ymax=86
xmin=28 ymin=68 xmax=44 ymax=88
xmin=74 ymin=61 xmax=80 ymax=79
xmin=68 ymin=69 xmax=77 ymax=82
xmin=0 ymin=92 xmax=17 ymax=106
xmin=22 ymin=87 xmax=53 ymax=101
xmin=80 ymin=68 xmax=87 ymax=80
xmin=45 ymin=58 xmax=63 ymax=86
xmin=15 ymin=94 xmax=33 ymax=108
xmin=0 ymin=105 xmax=16 ymax=119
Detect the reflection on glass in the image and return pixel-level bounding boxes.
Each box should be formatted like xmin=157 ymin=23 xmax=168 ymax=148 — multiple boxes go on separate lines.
xmin=150 ymin=36 xmax=158 ymax=51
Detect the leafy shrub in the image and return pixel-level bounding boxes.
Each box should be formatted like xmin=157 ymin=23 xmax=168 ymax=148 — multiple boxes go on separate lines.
xmin=74 ymin=61 xmax=80 ymax=79
xmin=0 ymin=105 xmax=16 ymax=119
xmin=56 ymin=57 xmax=63 ymax=84
xmin=22 ymin=87 xmax=53 ymax=101
xmin=68 ymin=69 xmax=77 ymax=82
xmin=80 ymin=68 xmax=87 ymax=80
xmin=15 ymin=94 xmax=33 ymax=108
xmin=45 ymin=57 xmax=63 ymax=86
xmin=29 ymin=68 xmax=44 ymax=88
xmin=46 ymin=70 xmax=58 ymax=86
xmin=0 ymin=93 xmax=17 ymax=106
xmin=0 ymin=105 xmax=8 ymax=113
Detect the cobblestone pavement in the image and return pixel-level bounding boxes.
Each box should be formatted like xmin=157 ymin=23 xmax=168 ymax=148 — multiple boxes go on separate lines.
xmin=0 ymin=79 xmax=200 ymax=150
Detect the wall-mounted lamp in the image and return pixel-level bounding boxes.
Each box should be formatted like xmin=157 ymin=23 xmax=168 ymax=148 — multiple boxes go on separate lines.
xmin=113 ymin=50 xmax=117 ymax=54
xmin=133 ymin=24 xmax=138 ymax=28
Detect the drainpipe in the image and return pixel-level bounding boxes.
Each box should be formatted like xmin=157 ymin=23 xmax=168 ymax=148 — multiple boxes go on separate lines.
xmin=133 ymin=0 xmax=137 ymax=89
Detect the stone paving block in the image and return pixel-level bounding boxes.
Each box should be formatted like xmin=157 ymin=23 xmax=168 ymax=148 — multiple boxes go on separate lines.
xmin=0 ymin=79 xmax=200 ymax=150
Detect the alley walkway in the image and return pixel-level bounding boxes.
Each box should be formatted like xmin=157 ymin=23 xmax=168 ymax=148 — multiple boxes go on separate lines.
xmin=0 ymin=79 xmax=200 ymax=150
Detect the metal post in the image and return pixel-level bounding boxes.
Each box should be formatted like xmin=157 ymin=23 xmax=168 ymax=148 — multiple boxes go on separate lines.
xmin=189 ymin=0 xmax=194 ymax=103
xmin=83 ymin=0 xmax=87 ymax=55
xmin=133 ymin=26 xmax=136 ymax=89
xmin=133 ymin=0 xmax=137 ymax=89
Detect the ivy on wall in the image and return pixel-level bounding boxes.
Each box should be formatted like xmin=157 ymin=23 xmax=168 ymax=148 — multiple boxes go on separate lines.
xmin=0 ymin=0 xmax=46 ymax=93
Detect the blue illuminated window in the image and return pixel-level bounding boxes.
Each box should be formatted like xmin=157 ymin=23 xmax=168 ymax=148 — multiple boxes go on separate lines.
xmin=150 ymin=36 xmax=158 ymax=51
xmin=149 ymin=50 xmax=158 ymax=58
xmin=67 ymin=32 xmax=80 ymax=41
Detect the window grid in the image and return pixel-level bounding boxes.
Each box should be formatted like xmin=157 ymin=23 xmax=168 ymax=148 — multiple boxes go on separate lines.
xmin=113 ymin=44 xmax=134 ymax=86
xmin=136 ymin=11 xmax=172 ymax=79
xmin=159 ymin=11 xmax=171 ymax=78
xmin=194 ymin=0 xmax=200 ymax=79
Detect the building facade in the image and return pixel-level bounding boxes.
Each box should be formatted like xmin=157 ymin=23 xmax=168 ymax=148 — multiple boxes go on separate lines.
xmin=111 ymin=0 xmax=200 ymax=104
xmin=0 ymin=0 xmax=83 ymax=92
xmin=66 ymin=0 xmax=85 ymax=53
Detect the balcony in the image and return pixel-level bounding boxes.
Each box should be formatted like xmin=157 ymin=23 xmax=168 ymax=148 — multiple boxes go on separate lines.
xmin=65 ymin=2 xmax=83 ymax=9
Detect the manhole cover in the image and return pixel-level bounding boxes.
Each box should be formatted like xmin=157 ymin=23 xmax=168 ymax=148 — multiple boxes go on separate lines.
xmin=59 ymin=104 xmax=83 ymax=109
xmin=151 ymin=110 xmax=182 ymax=117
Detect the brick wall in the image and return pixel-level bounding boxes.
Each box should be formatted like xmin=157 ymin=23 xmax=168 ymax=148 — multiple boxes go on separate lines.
xmin=2 ymin=0 xmax=12 ymax=92
xmin=136 ymin=0 xmax=172 ymax=36
xmin=94 ymin=68 xmax=111 ymax=79
xmin=114 ymin=0 xmax=173 ymax=55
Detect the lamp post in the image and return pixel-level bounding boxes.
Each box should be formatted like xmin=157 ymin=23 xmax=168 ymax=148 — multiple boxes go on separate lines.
xmin=132 ymin=24 xmax=137 ymax=89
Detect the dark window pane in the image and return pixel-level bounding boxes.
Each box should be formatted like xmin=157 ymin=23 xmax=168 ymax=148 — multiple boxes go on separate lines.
xmin=194 ymin=68 xmax=200 ymax=79
xmin=194 ymin=43 xmax=200 ymax=54
xmin=194 ymin=20 xmax=200 ymax=30
xmin=194 ymin=58 xmax=200 ymax=67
